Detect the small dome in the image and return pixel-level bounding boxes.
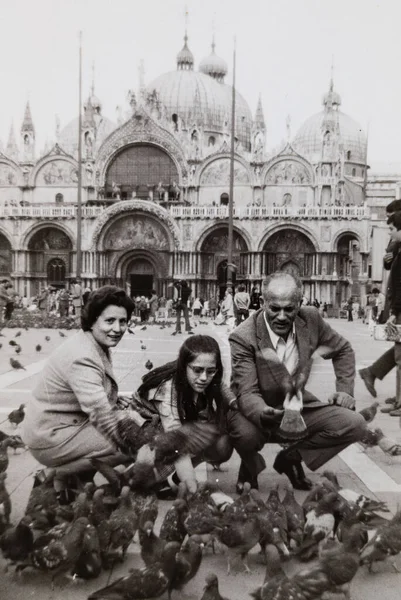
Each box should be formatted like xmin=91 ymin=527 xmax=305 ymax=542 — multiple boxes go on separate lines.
xmin=85 ymin=94 xmax=102 ymax=111
xmin=177 ymin=33 xmax=194 ymax=70
xmin=293 ymin=110 xmax=367 ymax=164
xmin=199 ymin=40 xmax=228 ymax=82
xmin=59 ymin=115 xmax=117 ymax=157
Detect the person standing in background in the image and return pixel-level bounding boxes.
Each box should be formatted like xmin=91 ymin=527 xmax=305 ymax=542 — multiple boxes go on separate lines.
xmin=58 ymin=286 xmax=70 ymax=317
xmin=208 ymin=295 xmax=217 ymax=320
xmin=172 ymin=279 xmax=193 ymax=335
xmin=4 ymin=281 xmax=17 ymax=321
xmin=71 ymin=278 xmax=83 ymax=321
xmin=0 ymin=279 xmax=10 ymax=323
xmin=234 ymin=284 xmax=250 ymax=326
xmin=149 ymin=290 xmax=159 ymax=323
xmin=82 ymin=286 xmax=91 ymax=307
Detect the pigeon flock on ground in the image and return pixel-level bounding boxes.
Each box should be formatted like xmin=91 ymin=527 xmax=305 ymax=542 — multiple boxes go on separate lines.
xmin=0 ymin=321 xmax=400 ymax=599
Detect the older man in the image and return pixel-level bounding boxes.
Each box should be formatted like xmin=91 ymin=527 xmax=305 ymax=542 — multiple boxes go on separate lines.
xmin=227 ymin=272 xmax=366 ymax=492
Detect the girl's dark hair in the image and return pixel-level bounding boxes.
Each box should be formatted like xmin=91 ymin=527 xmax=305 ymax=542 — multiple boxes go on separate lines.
xmin=138 ymin=334 xmax=224 ymax=423
xmin=81 ymin=285 xmax=135 ymax=330
xmin=387 ymin=211 xmax=401 ymax=230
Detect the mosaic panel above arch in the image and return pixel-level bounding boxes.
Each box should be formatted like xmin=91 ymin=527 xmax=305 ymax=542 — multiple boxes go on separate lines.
xmin=0 ymin=163 xmax=18 ymax=186
xmin=201 ymin=227 xmax=248 ymax=253
xmin=36 ymin=159 xmax=79 ymax=185
xmin=103 ymin=215 xmax=171 ymax=252
xmin=264 ymin=160 xmax=311 ymax=185
xmin=200 ymin=159 xmax=250 ymax=185
xmin=28 ymin=228 xmax=73 ymax=251
xmin=263 ymin=229 xmax=315 ymax=253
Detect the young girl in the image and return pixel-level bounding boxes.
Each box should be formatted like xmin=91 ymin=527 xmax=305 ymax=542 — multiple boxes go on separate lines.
xmin=131 ymin=335 xmax=237 ymax=496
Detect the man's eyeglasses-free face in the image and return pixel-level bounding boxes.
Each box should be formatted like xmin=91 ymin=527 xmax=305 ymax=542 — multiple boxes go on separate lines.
xmin=187 ymin=365 xmax=218 ymax=377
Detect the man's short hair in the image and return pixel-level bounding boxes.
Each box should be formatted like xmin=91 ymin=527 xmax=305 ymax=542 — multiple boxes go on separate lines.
xmin=237 ymin=284 xmax=246 ymax=292
xmin=262 ymin=272 xmax=303 ymax=302
xmin=386 ymin=200 xmax=401 ymax=214
xmin=387 ymin=212 xmax=401 ymax=230
xmin=372 ymin=287 xmax=380 ymax=294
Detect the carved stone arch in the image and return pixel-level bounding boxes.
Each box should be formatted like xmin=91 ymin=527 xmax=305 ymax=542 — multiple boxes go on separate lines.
xmin=198 ymin=153 xmax=253 ymax=187
xmin=257 ymin=223 xmax=320 ymax=252
xmin=0 ymin=226 xmax=15 ymax=248
xmin=33 ymin=156 xmax=79 ymax=187
xmin=196 ymin=223 xmax=251 ymax=253
xmin=95 ymin=107 xmax=188 ymax=186
xmin=0 ymin=157 xmax=24 ymax=187
xmin=22 ymin=222 xmax=75 ymax=251
xmin=91 ymin=199 xmax=181 ymax=251
xmin=332 ymin=229 xmax=365 ymax=253
xmin=262 ymin=155 xmax=314 ymax=187
xmin=112 ymin=249 xmax=169 ymax=280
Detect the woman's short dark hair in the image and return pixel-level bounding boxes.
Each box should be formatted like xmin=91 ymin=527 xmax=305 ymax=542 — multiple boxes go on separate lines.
xmin=237 ymin=284 xmax=246 ymax=292
xmin=81 ymin=285 xmax=135 ymax=330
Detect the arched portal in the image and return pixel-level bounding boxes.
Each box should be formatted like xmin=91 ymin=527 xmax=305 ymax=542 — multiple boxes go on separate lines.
xmin=263 ymin=229 xmax=315 ymax=277
xmin=105 ymin=144 xmax=179 ymax=199
xmin=200 ymin=227 xmax=247 ymax=298
xmin=0 ymin=234 xmax=12 ymax=277
xmin=127 ymin=257 xmax=155 ymax=298
xmin=27 ymin=227 xmax=73 ymax=294
xmin=336 ymin=233 xmax=362 ymax=304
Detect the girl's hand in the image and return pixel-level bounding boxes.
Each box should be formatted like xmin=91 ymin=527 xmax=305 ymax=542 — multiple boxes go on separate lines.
xmin=185 ymin=478 xmax=197 ymax=494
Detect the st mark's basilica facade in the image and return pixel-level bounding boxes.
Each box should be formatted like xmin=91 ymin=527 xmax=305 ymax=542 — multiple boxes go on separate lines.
xmin=0 ymin=34 xmax=396 ymax=306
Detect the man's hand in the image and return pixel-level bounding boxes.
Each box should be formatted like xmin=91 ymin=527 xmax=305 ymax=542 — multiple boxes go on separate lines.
xmin=327 ymin=392 xmax=355 ymax=410
xmin=384 ymin=252 xmax=393 ymax=264
xmin=260 ymin=406 xmax=284 ymax=428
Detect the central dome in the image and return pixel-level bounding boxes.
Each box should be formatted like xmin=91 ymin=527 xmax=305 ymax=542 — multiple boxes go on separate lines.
xmin=147 ymin=70 xmax=252 ymax=150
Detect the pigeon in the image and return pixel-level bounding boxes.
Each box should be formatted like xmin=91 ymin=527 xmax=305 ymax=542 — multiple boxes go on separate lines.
xmin=8 ymin=404 xmax=25 ymax=427
xmin=168 ymin=535 xmax=204 ymax=597
xmin=73 ymin=523 xmax=102 ymax=580
xmin=374 ymin=429 xmax=401 ymax=457
xmin=18 ymin=516 xmax=91 ymax=584
xmin=297 ymin=492 xmax=345 ymax=561
xmin=139 ymin=519 xmax=166 ymax=567
xmin=105 ymin=486 xmax=139 ymax=560
xmin=10 ymin=358 xmax=26 ymax=370
xmin=200 ymin=573 xmax=230 ymax=600
xmin=36 ymin=344 xmax=42 ymax=352
xmin=0 ymin=473 xmax=11 ymax=530
xmin=282 ymin=486 xmax=305 ymax=546
xmin=141 ymin=344 xmax=147 ymax=350
xmin=360 ymin=507 xmax=401 ymax=572
xmin=0 ymin=439 xmax=13 ymax=473
xmin=159 ymin=498 xmax=188 ymax=544
xmin=8 ymin=340 xmax=17 ymax=347
xmin=15 ymin=345 xmax=22 ymax=354
xmin=127 ymin=327 xmax=135 ymax=334
xmin=251 ymin=544 xmax=286 ymax=599
xmin=59 ymin=331 xmax=66 ymax=337
xmin=359 ymin=402 xmax=380 ymax=424
xmin=215 ymin=507 xmax=261 ymax=574
xmin=14 ymin=331 xmax=22 ymax=338
xmin=145 ymin=360 xmax=153 ymax=370
xmin=0 ymin=516 xmax=34 ymax=564
xmin=140 ymin=326 xmax=147 ymax=330
xmin=87 ymin=541 xmax=180 ymax=600
xmin=5 ymin=435 xmax=25 ymax=453
xmin=265 ymin=486 xmax=288 ymax=546
xmin=322 ymin=471 xmax=389 ymax=514
xmin=45 ymin=335 xmax=51 ymax=342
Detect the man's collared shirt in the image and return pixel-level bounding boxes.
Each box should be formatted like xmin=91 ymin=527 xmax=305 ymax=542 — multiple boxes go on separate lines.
xmin=263 ymin=312 xmax=299 ymax=375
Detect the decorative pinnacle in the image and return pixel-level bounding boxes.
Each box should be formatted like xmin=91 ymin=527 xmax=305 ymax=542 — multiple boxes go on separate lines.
xmin=91 ymin=61 xmax=95 ymax=96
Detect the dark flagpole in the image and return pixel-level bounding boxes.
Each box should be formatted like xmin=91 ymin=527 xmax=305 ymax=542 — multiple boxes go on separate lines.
xmin=227 ymin=37 xmax=236 ymax=289
xmin=76 ymin=31 xmax=83 ymax=279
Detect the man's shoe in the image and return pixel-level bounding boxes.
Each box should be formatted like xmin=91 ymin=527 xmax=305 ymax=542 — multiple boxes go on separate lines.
xmin=358 ymin=368 xmax=377 ymax=398
xmin=186 ymin=330 xmax=194 ymax=335
xmin=381 ymin=406 xmax=394 ymax=413
xmin=273 ymin=450 xmax=313 ymax=491
xmin=385 ymin=397 xmax=396 ymax=405
xmin=236 ymin=461 xmax=259 ymax=493
xmin=389 ymin=408 xmax=401 ymax=417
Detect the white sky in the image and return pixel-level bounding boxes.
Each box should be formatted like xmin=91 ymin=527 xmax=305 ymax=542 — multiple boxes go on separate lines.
xmin=1 ymin=0 xmax=400 ymax=167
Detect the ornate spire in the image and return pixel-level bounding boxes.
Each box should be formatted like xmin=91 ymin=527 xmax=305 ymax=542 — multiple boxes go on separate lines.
xmin=177 ymin=7 xmax=194 ymax=70
xmin=21 ymin=101 xmax=35 ymax=134
xmin=138 ymin=59 xmax=146 ymax=103
xmin=254 ymin=95 xmax=266 ymax=132
xmin=322 ymin=61 xmax=341 ymax=109
xmin=6 ymin=123 xmax=19 ymax=160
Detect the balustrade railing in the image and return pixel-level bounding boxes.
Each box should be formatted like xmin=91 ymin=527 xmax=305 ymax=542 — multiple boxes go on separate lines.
xmin=0 ymin=203 xmax=370 ymax=220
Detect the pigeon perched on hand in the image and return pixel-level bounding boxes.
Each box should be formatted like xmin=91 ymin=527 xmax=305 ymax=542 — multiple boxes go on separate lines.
xmin=10 ymin=358 xmax=26 ymax=370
